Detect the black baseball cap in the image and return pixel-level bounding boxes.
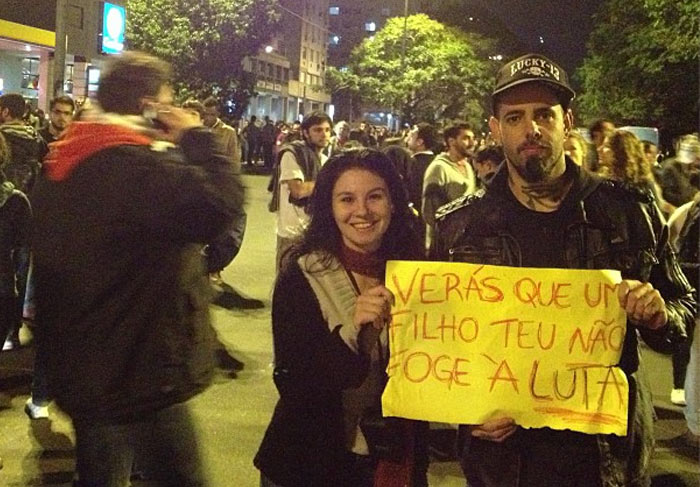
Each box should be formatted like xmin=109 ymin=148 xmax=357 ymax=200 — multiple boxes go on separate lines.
xmin=491 ymin=53 xmax=576 ymax=113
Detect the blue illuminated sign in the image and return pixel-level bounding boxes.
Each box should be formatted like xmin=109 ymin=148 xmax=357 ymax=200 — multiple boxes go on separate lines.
xmin=101 ymin=3 xmax=126 ymax=54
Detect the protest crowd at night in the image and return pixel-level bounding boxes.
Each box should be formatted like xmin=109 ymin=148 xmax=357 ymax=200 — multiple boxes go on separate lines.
xmin=0 ymin=0 xmax=697 ymax=486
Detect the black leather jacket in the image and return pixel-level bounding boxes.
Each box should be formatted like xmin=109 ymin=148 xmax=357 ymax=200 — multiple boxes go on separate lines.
xmin=433 ymin=161 xmax=695 ymax=486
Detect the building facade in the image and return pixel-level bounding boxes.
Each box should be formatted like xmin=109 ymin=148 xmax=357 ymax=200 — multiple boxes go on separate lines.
xmin=328 ymin=0 xmax=413 ymax=69
xmin=244 ymin=0 xmax=331 ymax=123
xmin=0 ymin=0 xmax=125 ymax=110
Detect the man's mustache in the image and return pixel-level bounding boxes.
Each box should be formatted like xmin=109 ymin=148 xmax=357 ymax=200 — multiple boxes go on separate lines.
xmin=518 ymin=142 xmax=549 ymax=153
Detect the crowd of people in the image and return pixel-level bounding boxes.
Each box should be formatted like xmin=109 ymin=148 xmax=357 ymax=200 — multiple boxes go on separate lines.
xmin=0 ymin=49 xmax=696 ymax=487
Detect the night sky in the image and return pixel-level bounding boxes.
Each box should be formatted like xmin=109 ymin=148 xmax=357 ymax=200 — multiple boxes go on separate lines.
xmin=482 ymin=0 xmax=605 ymax=73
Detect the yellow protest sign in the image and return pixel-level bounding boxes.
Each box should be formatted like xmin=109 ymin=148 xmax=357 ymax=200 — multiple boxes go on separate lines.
xmin=382 ymin=260 xmax=629 ymax=436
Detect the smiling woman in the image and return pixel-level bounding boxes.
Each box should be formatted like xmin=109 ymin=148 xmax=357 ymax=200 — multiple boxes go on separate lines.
xmin=255 ymin=149 xmax=427 ymax=486
xmin=332 ymin=168 xmax=393 ymax=254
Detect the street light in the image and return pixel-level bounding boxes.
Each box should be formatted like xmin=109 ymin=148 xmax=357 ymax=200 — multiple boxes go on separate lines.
xmin=397 ymin=0 xmax=409 ymax=131
xmin=400 ymin=0 xmax=408 ymax=71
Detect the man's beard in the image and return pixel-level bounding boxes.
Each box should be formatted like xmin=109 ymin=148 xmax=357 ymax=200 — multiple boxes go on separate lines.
xmin=513 ymin=146 xmax=560 ymax=183
xmin=457 ymin=145 xmax=472 ymax=159
xmin=520 ymin=155 xmax=548 ymax=182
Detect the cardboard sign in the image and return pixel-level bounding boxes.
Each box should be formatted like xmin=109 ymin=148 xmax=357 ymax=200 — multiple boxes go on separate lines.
xmin=382 ymin=260 xmax=629 ymax=436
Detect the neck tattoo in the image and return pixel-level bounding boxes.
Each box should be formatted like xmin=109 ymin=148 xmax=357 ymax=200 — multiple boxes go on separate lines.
xmin=509 ymin=170 xmax=573 ymax=211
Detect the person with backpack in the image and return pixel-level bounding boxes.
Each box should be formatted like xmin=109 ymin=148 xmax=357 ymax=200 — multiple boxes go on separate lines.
xmin=268 ymin=111 xmax=331 ymax=272
xmin=0 ymin=94 xmax=47 ymax=195
xmin=0 ymin=94 xmax=45 ymax=350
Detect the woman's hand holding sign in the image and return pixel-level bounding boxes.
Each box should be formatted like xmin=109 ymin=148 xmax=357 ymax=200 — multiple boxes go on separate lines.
xmin=354 ymin=285 xmax=395 ymax=331
xmin=617 ymin=280 xmax=667 ymax=330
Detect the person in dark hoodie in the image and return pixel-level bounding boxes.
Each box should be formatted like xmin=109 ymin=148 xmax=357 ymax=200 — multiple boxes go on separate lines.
xmin=0 ymin=94 xmax=45 ymax=349
xmin=0 ymin=132 xmax=31 ymax=472
xmin=31 ymin=51 xmax=243 ymax=487
xmin=0 ymin=132 xmax=31 ymax=352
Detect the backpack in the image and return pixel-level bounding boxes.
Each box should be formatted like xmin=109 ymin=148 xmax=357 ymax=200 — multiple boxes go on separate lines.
xmin=0 ymin=128 xmax=45 ymax=194
xmin=267 ymin=142 xmax=320 ymax=212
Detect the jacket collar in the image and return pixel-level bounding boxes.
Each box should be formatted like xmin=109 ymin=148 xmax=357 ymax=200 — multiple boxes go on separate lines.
xmin=484 ymin=157 xmax=611 ymax=232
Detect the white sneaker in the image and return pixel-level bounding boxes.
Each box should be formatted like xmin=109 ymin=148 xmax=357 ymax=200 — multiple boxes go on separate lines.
xmin=24 ymin=398 xmax=49 ymax=419
xmin=671 ymin=388 xmax=686 ymax=406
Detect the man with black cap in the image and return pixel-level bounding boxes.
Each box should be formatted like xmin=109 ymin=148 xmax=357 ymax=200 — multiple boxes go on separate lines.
xmin=433 ymin=54 xmax=695 ymax=486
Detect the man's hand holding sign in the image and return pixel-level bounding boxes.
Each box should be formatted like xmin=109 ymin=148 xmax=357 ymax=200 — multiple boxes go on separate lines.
xmin=380 ymin=261 xmax=669 ymax=437
xmin=472 ymin=277 xmax=668 ymax=442
xmin=618 ymin=280 xmax=668 ymax=330
xmin=416 ymin=52 xmax=696 ymax=486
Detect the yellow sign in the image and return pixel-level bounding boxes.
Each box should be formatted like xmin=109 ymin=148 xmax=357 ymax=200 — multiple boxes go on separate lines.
xmin=0 ymin=20 xmax=55 ymax=48
xmin=382 ymin=261 xmax=629 ymax=436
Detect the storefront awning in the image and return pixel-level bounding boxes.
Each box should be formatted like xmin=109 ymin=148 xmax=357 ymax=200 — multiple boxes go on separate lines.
xmin=0 ymin=19 xmax=54 ymax=48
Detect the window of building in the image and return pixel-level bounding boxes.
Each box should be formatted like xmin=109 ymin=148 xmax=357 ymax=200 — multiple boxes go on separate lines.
xmin=284 ymin=68 xmax=289 ymax=81
xmin=276 ymin=66 xmax=282 ymax=80
xmin=68 ymin=5 xmax=84 ymax=29
xmin=21 ymin=58 xmax=40 ymax=90
xmin=329 ymin=6 xmax=339 ymax=15
xmin=268 ymin=64 xmax=274 ymax=76
xmin=302 ymin=47 xmax=307 ymax=60
xmin=64 ymin=64 xmax=74 ymax=94
xmin=365 ymin=22 xmax=376 ymax=32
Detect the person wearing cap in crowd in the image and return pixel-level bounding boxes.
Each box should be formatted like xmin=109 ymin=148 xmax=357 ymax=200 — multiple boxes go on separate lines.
xmin=659 ymin=134 xmax=700 ymax=207
xmin=433 ymin=53 xmax=695 ymax=486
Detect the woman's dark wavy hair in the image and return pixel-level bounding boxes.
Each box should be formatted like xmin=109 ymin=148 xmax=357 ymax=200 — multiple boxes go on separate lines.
xmin=283 ymin=148 xmax=423 ymax=271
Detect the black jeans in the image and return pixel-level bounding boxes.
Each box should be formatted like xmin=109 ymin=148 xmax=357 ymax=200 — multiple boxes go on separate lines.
xmin=72 ymin=401 xmax=207 ymax=487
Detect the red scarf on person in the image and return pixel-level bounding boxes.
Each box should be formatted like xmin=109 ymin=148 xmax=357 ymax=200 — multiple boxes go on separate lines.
xmin=44 ymin=122 xmax=153 ymax=182
xmin=338 ymin=243 xmax=386 ymax=280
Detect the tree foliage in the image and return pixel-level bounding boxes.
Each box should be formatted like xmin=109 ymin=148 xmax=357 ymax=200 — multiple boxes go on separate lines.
xmin=336 ymin=14 xmax=495 ymax=127
xmin=576 ymin=0 xmax=699 ymax=139
xmin=126 ymin=0 xmax=279 ymax=116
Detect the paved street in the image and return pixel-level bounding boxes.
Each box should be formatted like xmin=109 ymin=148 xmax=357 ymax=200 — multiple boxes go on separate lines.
xmin=0 ymin=173 xmax=697 ymax=486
